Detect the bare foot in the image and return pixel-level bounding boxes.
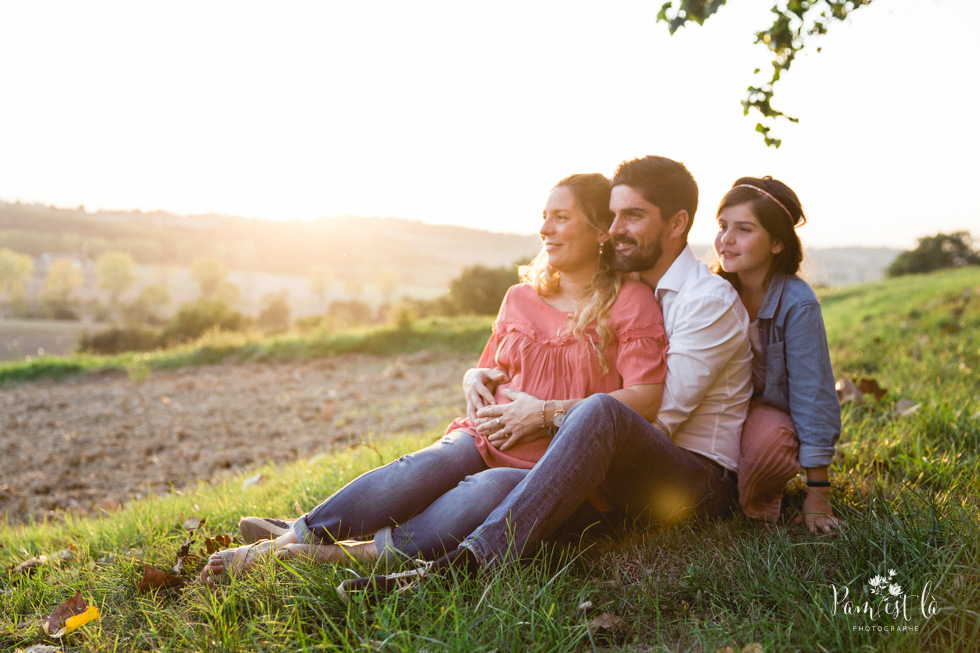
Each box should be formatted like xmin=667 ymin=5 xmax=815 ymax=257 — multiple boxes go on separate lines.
xmin=199 ymin=540 xmax=278 ymax=582
xmin=283 ymin=540 xmax=379 ymax=565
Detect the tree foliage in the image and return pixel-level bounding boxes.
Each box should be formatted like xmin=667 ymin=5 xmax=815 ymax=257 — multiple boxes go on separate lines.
xmin=328 ymin=299 xmax=374 ymax=328
xmin=77 ymin=325 xmax=160 ymax=355
xmin=0 ymin=248 xmax=34 ymax=302
xmin=215 ymin=279 xmax=242 ymax=309
xmin=40 ymin=258 xmax=84 ymax=318
xmin=448 ymin=264 xmax=519 ymax=316
xmin=657 ymin=0 xmax=875 ymax=147
xmin=373 ymin=268 xmax=400 ymax=304
xmin=95 ymin=250 xmax=138 ymax=306
xmin=886 ymin=232 xmax=980 ymax=277
xmin=190 ymin=256 xmax=227 ymax=298
xmin=160 ymin=298 xmax=248 ymax=344
xmin=124 ymin=283 xmax=171 ymax=325
xmin=257 ymin=289 xmax=291 ymax=332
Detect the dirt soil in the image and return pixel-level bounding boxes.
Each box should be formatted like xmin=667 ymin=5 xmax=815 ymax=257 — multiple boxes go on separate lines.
xmin=0 ymin=351 xmax=473 ymax=525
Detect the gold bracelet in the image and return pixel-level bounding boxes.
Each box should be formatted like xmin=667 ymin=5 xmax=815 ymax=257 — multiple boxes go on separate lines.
xmin=541 ymin=400 xmax=551 ymax=429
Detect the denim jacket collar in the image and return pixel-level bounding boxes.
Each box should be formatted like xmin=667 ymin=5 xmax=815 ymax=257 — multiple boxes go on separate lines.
xmin=757 ymin=270 xmax=787 ymax=321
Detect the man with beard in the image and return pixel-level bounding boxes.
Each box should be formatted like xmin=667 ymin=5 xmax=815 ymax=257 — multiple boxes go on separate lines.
xmin=338 ymin=156 xmax=753 ymax=599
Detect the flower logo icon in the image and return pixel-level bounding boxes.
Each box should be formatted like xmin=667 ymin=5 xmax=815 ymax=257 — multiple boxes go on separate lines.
xmin=867 ymin=570 xmax=906 ymax=599
xmin=868 ymin=575 xmax=888 ymax=595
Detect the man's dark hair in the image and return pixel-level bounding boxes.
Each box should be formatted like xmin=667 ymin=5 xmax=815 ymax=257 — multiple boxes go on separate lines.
xmin=611 ymin=156 xmax=699 ymax=240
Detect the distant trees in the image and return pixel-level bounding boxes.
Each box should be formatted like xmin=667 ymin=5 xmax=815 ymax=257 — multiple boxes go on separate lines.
xmin=95 ymin=251 xmax=138 ymax=308
xmin=124 ymin=283 xmax=171 ymax=325
xmin=257 ymin=289 xmax=290 ymax=332
xmin=887 ymin=232 xmax=980 ymax=277
xmin=0 ymin=248 xmax=33 ymax=315
xmin=215 ymin=279 xmax=243 ymax=309
xmin=160 ymin=298 xmax=248 ymax=344
xmin=327 ymin=300 xmax=373 ymax=328
xmin=190 ymin=256 xmax=227 ymax=297
xmin=40 ymin=258 xmax=84 ymax=319
xmin=373 ymin=268 xmax=399 ymax=304
xmin=448 ymin=264 xmax=519 ymax=315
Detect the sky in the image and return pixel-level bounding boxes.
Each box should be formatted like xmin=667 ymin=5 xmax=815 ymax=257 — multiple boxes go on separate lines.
xmin=1 ymin=0 xmax=978 ymax=250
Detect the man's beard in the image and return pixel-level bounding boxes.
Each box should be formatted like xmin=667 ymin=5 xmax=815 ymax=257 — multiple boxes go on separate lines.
xmin=612 ymin=236 xmax=663 ymax=273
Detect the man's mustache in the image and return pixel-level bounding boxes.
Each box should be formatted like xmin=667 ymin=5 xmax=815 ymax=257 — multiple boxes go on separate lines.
xmin=612 ymin=236 xmax=638 ymax=247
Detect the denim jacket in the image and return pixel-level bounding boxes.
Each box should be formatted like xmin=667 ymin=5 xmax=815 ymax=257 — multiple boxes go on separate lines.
xmin=756 ymin=272 xmax=840 ymax=467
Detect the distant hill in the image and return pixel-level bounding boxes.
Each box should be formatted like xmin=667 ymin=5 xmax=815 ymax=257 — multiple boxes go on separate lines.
xmin=2 ymin=200 xmax=898 ymax=304
xmin=690 ymin=243 xmax=900 ymax=288
xmin=0 ymin=200 xmax=541 ymax=306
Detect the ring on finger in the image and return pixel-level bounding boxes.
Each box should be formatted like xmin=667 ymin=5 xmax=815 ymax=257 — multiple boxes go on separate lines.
xmin=496 ymin=417 xmax=502 ymax=426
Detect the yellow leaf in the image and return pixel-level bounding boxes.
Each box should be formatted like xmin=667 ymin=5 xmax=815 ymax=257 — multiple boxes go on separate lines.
xmin=62 ymin=606 xmax=100 ymax=635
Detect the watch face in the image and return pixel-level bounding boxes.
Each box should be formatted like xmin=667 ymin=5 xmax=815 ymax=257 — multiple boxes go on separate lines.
xmin=553 ymin=412 xmax=565 ymax=428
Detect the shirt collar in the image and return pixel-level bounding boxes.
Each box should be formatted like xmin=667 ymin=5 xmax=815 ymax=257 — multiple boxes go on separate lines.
xmin=758 ymin=270 xmax=786 ymax=319
xmin=655 ymin=244 xmax=698 ymax=301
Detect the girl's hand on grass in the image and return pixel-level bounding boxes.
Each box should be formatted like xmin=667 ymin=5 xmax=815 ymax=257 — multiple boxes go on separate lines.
xmin=463 ymin=367 xmax=510 ymax=423
xmin=476 ymin=388 xmax=547 ymax=451
xmin=795 ymin=487 xmax=841 ymax=533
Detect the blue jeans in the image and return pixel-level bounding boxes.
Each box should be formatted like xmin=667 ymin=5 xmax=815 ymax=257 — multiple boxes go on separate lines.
xmin=291 ymin=430 xmax=529 ymax=561
xmin=462 ymin=394 xmax=738 ymax=567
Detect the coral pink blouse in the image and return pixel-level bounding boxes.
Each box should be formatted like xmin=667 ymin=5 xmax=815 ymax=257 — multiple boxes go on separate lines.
xmin=445 ymin=279 xmax=669 ymax=470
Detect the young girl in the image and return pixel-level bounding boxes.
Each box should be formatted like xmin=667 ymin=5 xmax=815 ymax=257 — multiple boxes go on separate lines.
xmin=713 ymin=176 xmax=841 ymax=533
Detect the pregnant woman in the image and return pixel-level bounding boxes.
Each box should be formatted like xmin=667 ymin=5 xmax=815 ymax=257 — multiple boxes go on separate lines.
xmin=202 ymin=172 xmax=669 ymax=580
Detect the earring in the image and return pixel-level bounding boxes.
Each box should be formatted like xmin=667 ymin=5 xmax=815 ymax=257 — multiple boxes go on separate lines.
xmin=598 ymin=241 xmax=605 ymax=256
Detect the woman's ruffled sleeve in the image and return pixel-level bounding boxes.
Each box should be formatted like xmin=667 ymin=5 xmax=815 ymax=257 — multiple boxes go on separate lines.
xmin=476 ymin=284 xmax=523 ymax=368
xmin=611 ymin=282 xmax=669 ymax=387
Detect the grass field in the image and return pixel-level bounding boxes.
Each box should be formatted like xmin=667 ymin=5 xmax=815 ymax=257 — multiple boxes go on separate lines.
xmin=0 ymin=315 xmax=493 ymax=387
xmin=1 ymin=267 xmax=978 ymax=652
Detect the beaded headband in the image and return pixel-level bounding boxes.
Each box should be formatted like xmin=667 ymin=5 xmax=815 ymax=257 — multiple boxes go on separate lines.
xmin=732 ymin=184 xmax=794 ymax=223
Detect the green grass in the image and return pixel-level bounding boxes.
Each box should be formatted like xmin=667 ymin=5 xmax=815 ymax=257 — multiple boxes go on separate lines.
xmin=0 ymin=315 xmax=493 ymax=387
xmin=2 ymin=267 xmax=979 ymax=652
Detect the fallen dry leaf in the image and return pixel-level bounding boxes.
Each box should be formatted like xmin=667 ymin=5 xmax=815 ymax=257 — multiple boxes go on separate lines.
xmin=40 ymin=592 xmax=100 ymax=638
xmin=172 ymin=531 xmax=196 ymax=575
xmin=137 ymin=563 xmax=185 ymax=593
xmin=16 ymin=645 xmax=64 ymax=653
xmin=11 ymin=549 xmax=72 ymax=575
xmin=242 ymin=473 xmax=263 ymax=490
xmin=586 ymin=611 xmax=624 ymax=634
xmin=576 ymin=600 xmax=594 ymax=616
xmin=182 ymin=516 xmax=205 ymax=531
xmin=858 ymin=377 xmax=887 ymax=401
xmin=835 ymin=378 xmax=863 ymax=404
xmin=893 ymin=398 xmax=921 ymax=417
xmin=11 ymin=555 xmax=49 ymax=575
xmin=205 ymin=534 xmax=233 ymax=555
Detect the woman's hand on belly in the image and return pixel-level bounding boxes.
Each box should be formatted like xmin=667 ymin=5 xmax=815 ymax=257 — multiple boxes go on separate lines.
xmin=477 ymin=388 xmax=554 ymax=451
xmin=463 ymin=367 xmax=510 ymax=423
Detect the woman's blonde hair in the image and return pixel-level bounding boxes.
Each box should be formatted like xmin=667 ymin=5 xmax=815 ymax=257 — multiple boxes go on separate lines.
xmin=519 ymin=173 xmax=621 ymax=372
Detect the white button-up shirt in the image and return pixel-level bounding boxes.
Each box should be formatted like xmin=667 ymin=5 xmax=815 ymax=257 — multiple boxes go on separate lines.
xmin=653 ymin=245 xmax=752 ymax=472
